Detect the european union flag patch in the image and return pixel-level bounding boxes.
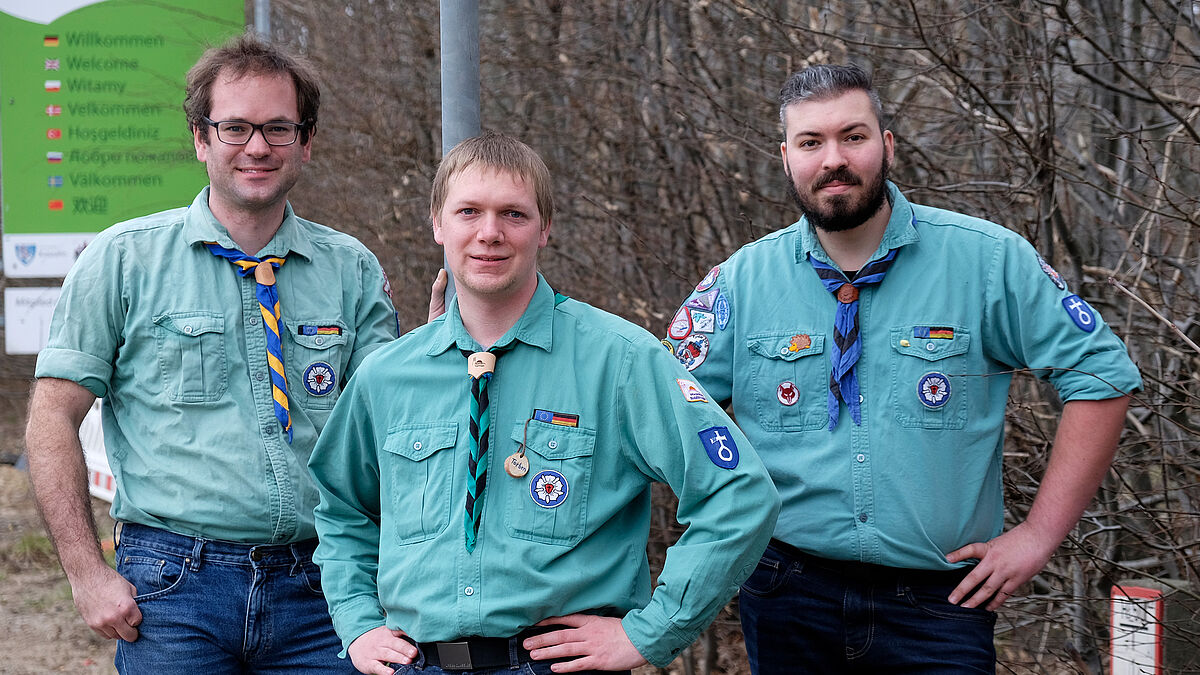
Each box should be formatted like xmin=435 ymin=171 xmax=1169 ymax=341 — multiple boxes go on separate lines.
xmin=533 ymin=409 xmax=579 ymax=427
xmin=698 ymin=426 xmax=739 ymax=469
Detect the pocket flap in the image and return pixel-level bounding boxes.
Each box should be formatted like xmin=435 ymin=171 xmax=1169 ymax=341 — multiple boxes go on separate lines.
xmin=384 ymin=422 xmax=458 ymax=461
xmin=747 ymin=332 xmax=824 ymax=361
xmin=153 ymin=311 xmax=224 ymax=337
xmin=510 ymin=420 xmax=596 ymax=460
xmin=890 ymin=327 xmax=970 ymax=361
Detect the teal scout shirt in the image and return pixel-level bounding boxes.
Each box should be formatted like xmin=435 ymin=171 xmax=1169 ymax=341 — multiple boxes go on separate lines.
xmin=310 ymin=277 xmax=780 ymax=667
xmin=36 ymin=188 xmax=398 ymax=543
xmin=668 ymin=182 xmax=1141 ymax=571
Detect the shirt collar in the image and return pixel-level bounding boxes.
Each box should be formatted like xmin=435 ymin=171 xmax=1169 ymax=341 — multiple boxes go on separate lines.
xmin=183 ymin=186 xmax=314 ymax=261
xmin=428 ymin=275 xmax=556 ymax=356
xmin=794 ymin=181 xmax=920 ymax=266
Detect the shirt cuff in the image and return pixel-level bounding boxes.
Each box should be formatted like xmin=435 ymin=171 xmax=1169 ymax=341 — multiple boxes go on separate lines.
xmin=621 ymin=603 xmax=694 ymax=668
xmin=35 ymin=347 xmax=113 ymax=397
xmin=330 ymin=596 xmax=388 ymax=656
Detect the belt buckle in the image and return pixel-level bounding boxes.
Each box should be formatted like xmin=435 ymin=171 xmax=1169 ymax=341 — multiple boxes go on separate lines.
xmin=436 ymin=641 xmax=473 ymax=670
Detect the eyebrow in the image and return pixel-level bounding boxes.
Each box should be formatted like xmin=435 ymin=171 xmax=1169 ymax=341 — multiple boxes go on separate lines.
xmin=794 ymin=121 xmax=872 ymax=139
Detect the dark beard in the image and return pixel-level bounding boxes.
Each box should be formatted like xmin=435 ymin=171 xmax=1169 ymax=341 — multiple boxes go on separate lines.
xmin=786 ymin=157 xmax=890 ymax=233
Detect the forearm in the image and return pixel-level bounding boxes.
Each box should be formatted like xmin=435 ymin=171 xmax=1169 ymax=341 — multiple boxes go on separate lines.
xmin=25 ymin=379 xmax=107 ymax=581
xmin=1023 ymin=396 xmax=1129 ymax=542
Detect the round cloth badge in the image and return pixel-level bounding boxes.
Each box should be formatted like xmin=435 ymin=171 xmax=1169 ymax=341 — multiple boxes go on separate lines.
xmin=530 ymin=470 xmax=569 ymax=508
xmin=917 ymin=372 xmax=951 ymax=409
xmin=303 ymin=361 xmax=337 ymax=396
xmin=676 ymin=334 xmax=709 ymax=371
xmin=777 ymin=381 xmax=799 ymax=406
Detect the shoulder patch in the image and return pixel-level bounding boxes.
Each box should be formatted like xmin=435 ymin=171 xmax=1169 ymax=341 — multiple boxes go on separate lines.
xmin=698 ymin=426 xmax=739 ymax=469
xmin=668 ymin=306 xmax=692 ymax=340
xmin=1062 ymin=295 xmax=1096 ymax=332
xmin=1037 ymin=254 xmax=1066 ymax=290
xmin=695 ymin=266 xmax=720 ymax=292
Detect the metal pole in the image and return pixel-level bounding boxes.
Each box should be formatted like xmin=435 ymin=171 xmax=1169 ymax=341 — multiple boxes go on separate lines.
xmin=254 ymin=0 xmax=270 ymax=37
xmin=439 ymin=0 xmax=481 ymax=306
xmin=439 ymin=0 xmax=481 ymax=154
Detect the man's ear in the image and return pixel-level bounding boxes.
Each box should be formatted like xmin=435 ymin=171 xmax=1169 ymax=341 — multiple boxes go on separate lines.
xmin=431 ymin=211 xmax=444 ymax=245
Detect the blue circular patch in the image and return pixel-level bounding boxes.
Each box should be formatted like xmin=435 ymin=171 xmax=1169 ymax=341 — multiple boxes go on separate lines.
xmin=303 ymin=361 xmax=336 ymax=396
xmin=917 ymin=372 xmax=951 ymax=409
xmin=530 ymin=470 xmax=569 ymax=508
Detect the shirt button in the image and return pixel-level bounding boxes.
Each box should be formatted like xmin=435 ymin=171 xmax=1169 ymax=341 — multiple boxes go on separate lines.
xmin=265 ymin=425 xmax=277 ymax=435
xmin=858 ymin=394 xmax=864 ymax=403
xmin=856 ymin=453 xmax=865 ymax=463
xmin=183 ymin=325 xmax=194 ymax=334
xmin=858 ymin=513 xmax=869 ymax=523
xmin=413 ymin=441 xmax=423 ymax=451
xmin=547 ymin=440 xmax=558 ymax=450
xmin=780 ymin=347 xmax=789 ymax=356
xmin=249 ymin=316 xmax=259 ymax=326
xmin=926 ymin=342 xmax=936 ymax=351
xmin=255 ymin=372 xmax=265 ymax=381
xmin=464 ymin=586 xmax=474 ymax=596
xmin=315 ymin=336 xmax=325 ymax=346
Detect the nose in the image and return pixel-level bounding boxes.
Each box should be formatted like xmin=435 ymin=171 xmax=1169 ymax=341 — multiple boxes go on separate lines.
xmin=476 ymin=213 xmax=504 ymax=243
xmin=820 ymin=143 xmax=848 ymax=171
xmin=241 ymin=127 xmax=272 ymax=157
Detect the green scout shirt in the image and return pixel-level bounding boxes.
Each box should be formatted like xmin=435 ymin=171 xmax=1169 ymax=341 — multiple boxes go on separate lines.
xmin=309 ymin=277 xmax=780 ymax=667
xmin=36 ymin=188 xmax=398 ymax=544
xmin=668 ymin=182 xmax=1141 ymax=571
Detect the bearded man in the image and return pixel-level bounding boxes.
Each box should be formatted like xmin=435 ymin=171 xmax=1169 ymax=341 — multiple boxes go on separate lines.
xmin=665 ymin=63 xmax=1140 ymax=673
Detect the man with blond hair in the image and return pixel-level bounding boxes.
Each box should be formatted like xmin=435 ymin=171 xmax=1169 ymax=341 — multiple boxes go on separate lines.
xmin=310 ymin=131 xmax=779 ymax=675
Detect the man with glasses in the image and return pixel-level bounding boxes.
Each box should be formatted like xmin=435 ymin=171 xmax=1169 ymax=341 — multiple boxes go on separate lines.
xmin=26 ymin=33 xmax=396 ymax=673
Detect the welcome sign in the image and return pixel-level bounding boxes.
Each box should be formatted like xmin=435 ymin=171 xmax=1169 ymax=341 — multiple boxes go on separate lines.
xmin=0 ymin=0 xmax=242 ymax=277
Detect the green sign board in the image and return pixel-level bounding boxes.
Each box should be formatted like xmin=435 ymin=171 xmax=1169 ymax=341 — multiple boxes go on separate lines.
xmin=0 ymin=0 xmax=243 ymax=277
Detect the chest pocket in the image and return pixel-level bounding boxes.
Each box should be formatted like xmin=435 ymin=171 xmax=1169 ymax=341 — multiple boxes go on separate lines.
xmin=153 ymin=311 xmax=227 ymax=402
xmin=503 ymin=420 xmax=596 ymax=546
xmin=889 ymin=326 xmax=970 ymax=429
xmin=747 ymin=331 xmax=828 ymax=432
xmin=284 ymin=320 xmax=350 ymax=410
xmin=381 ymin=422 xmax=458 ymax=545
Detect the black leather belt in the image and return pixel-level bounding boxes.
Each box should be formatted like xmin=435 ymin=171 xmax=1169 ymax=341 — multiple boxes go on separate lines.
xmin=418 ymin=625 xmax=560 ymax=671
xmin=768 ymin=538 xmax=974 ymax=586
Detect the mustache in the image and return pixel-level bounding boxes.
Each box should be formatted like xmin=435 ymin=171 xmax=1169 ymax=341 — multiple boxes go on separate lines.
xmin=814 ymin=167 xmax=861 ymax=189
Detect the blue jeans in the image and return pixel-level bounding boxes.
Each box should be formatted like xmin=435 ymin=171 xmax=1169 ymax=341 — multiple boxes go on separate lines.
xmin=739 ymin=541 xmax=996 ymax=674
xmin=114 ymin=523 xmax=353 ymax=674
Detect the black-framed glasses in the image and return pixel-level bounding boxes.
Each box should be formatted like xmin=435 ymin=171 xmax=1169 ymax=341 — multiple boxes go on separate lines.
xmin=202 ymin=117 xmax=308 ymax=146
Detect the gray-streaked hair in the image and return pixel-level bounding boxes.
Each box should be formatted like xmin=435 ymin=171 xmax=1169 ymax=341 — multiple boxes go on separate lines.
xmin=778 ymin=64 xmax=883 ymax=134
